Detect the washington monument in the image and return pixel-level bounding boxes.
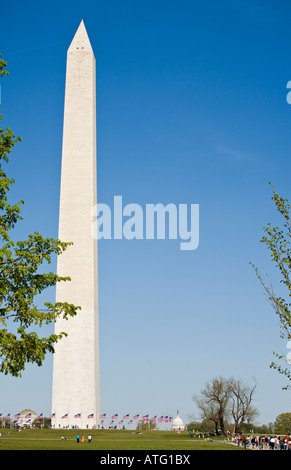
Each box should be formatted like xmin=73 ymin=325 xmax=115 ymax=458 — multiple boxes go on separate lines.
xmin=51 ymin=21 xmax=100 ymax=429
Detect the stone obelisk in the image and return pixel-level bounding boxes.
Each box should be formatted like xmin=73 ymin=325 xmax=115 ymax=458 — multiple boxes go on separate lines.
xmin=51 ymin=20 xmax=100 ymax=429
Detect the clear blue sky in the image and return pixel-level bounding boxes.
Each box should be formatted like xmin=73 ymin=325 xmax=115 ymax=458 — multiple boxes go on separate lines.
xmin=1 ymin=0 xmax=291 ymax=427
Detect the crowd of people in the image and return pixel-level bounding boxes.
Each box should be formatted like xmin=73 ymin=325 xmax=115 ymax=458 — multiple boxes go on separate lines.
xmin=232 ymin=434 xmax=291 ymax=450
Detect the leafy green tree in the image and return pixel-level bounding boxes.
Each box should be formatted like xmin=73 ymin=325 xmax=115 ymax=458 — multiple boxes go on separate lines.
xmin=274 ymin=412 xmax=291 ymax=435
xmin=32 ymin=416 xmax=50 ymax=429
xmin=137 ymin=419 xmax=157 ymax=431
xmin=0 ymin=55 xmax=79 ymax=377
xmin=251 ymin=183 xmax=291 ymax=388
xmin=186 ymin=419 xmax=216 ymax=433
xmin=251 ymin=423 xmax=273 ymax=434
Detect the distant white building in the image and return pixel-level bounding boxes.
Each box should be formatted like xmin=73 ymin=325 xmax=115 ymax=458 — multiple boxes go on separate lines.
xmin=171 ymin=411 xmax=185 ymax=431
xmin=15 ymin=409 xmax=38 ymax=427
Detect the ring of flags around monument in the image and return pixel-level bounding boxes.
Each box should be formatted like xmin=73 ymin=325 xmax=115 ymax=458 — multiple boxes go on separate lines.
xmin=99 ymin=413 xmax=173 ymax=426
xmin=65 ymin=412 xmax=173 ymax=426
xmin=0 ymin=412 xmax=174 ymax=426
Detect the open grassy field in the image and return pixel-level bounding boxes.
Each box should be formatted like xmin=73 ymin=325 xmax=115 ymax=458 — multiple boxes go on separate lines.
xmin=0 ymin=428 xmax=241 ymax=450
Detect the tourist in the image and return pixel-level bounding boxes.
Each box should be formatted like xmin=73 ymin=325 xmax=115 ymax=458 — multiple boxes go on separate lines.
xmin=88 ymin=435 xmax=92 ymax=443
xmin=76 ymin=433 xmax=80 ymax=443
xmin=269 ymin=436 xmax=275 ymax=450
xmin=251 ymin=436 xmax=256 ymax=448
xmin=242 ymin=436 xmax=247 ymax=449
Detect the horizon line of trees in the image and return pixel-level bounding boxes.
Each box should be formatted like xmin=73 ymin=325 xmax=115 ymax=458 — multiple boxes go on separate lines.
xmin=186 ymin=418 xmax=273 ymax=436
xmin=186 ymin=412 xmax=291 ymax=436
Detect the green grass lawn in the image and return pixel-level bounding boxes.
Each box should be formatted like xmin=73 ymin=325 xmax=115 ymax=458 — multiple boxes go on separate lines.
xmin=0 ymin=428 xmax=242 ymax=450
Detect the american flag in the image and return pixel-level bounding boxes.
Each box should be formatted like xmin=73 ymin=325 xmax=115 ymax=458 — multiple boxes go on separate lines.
xmin=111 ymin=413 xmax=118 ymax=419
xmin=123 ymin=414 xmax=130 ymax=419
xmin=5 ymin=414 xmax=10 ymax=419
xmin=128 ymin=420 xmax=133 ymax=424
xmin=74 ymin=413 xmax=81 ymax=418
xmin=118 ymin=420 xmax=123 ymax=425
xmin=88 ymin=413 xmax=94 ymax=419
xmin=62 ymin=414 xmax=68 ymax=419
xmin=49 ymin=413 xmax=55 ymax=419
xmin=38 ymin=413 xmax=43 ymax=419
xmin=25 ymin=413 xmax=32 ymax=418
xmin=14 ymin=413 xmax=20 ymax=418
xmin=133 ymin=414 xmax=139 ymax=419
xmin=109 ymin=420 xmax=114 ymax=425
xmin=142 ymin=414 xmax=149 ymax=419
xmin=100 ymin=413 xmax=106 ymax=419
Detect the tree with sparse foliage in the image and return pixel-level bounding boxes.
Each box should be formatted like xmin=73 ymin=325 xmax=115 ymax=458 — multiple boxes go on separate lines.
xmin=251 ymin=183 xmax=291 ymax=388
xmin=0 ymin=55 xmax=80 ymax=377
xmin=193 ymin=376 xmax=231 ymax=436
xmin=228 ymin=377 xmax=258 ymax=433
xmin=193 ymin=376 xmax=258 ymax=436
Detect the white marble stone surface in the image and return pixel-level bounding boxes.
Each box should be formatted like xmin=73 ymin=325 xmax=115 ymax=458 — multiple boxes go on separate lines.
xmin=51 ymin=21 xmax=100 ymax=429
